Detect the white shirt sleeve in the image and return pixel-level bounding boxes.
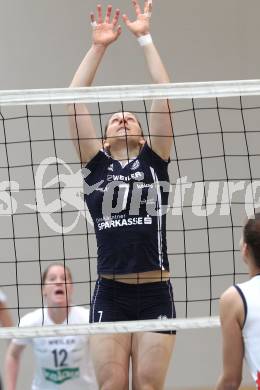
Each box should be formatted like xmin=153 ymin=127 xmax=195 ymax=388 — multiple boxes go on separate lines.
xmin=12 ymin=311 xmax=40 ymax=346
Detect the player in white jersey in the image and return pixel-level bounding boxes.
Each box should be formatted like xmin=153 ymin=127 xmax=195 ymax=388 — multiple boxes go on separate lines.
xmin=0 ymin=289 xmax=13 ymax=390
xmin=4 ymin=264 xmax=98 ymax=390
xmin=216 ymin=213 xmax=260 ymax=390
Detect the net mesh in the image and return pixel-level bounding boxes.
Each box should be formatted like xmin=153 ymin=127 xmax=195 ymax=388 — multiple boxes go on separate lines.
xmin=1 ymin=80 xmax=260 ymax=338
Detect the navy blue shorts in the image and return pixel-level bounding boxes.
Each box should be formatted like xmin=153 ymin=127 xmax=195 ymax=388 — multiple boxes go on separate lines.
xmin=90 ymin=278 xmax=176 ymax=334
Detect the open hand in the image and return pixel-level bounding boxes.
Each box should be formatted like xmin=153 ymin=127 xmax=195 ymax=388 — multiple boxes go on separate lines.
xmin=91 ymin=5 xmax=122 ymax=47
xmin=122 ymin=0 xmax=152 ymax=37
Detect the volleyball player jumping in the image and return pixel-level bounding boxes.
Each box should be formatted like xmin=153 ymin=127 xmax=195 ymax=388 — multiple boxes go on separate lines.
xmin=5 ymin=264 xmax=97 ymax=390
xmin=216 ymin=214 xmax=260 ymax=390
xmin=69 ymin=1 xmax=175 ymax=389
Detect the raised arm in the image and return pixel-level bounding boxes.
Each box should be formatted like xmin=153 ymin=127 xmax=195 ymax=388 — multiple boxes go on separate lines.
xmin=215 ymin=287 xmax=244 ymax=390
xmin=5 ymin=342 xmax=25 ymax=390
xmin=69 ymin=5 xmax=122 ymax=164
xmin=123 ymin=0 xmax=173 ymax=160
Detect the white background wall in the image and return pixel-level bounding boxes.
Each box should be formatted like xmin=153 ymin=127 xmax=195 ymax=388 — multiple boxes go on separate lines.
xmin=0 ymin=0 xmax=260 ymax=388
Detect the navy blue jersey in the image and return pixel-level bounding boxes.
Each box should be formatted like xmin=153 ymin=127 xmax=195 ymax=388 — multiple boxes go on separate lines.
xmin=84 ymin=142 xmax=170 ymax=275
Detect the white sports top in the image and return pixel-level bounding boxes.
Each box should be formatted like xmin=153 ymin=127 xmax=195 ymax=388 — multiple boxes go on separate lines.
xmin=236 ymin=274 xmax=260 ymax=386
xmin=13 ymin=307 xmax=98 ymax=390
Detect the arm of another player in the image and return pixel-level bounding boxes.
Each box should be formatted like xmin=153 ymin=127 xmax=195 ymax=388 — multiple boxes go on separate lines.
xmin=123 ymin=0 xmax=173 ymax=160
xmin=5 ymin=341 xmax=26 ymax=390
xmin=0 ymin=301 xmax=13 ymax=327
xmin=68 ymin=5 xmax=122 ymax=164
xmin=215 ymin=287 xmax=244 ymax=390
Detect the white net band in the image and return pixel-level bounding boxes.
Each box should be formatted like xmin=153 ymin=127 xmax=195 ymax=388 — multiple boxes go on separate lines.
xmin=0 ymin=79 xmax=260 ymax=105
xmin=0 ymin=317 xmax=220 ymax=339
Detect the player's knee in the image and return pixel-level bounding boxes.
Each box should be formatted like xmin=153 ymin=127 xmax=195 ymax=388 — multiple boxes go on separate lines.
xmin=133 ymin=384 xmax=160 ymax=390
xmin=220 ymin=376 xmax=242 ymax=390
xmin=98 ymin=364 xmax=128 ymax=390
xmin=99 ymin=377 xmax=128 ymax=390
xmin=100 ymin=384 xmax=126 ymax=390
xmin=221 ymin=384 xmax=240 ymax=390
xmin=100 ymin=379 xmax=128 ymax=390
xmin=133 ymin=373 xmax=163 ymax=390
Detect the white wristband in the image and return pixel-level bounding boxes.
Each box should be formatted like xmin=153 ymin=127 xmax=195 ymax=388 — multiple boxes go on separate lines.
xmin=91 ymin=21 xmax=97 ymax=28
xmin=137 ymin=34 xmax=153 ymax=47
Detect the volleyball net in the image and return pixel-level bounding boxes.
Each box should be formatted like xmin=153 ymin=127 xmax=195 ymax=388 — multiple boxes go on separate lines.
xmin=1 ymin=79 xmax=260 ymax=338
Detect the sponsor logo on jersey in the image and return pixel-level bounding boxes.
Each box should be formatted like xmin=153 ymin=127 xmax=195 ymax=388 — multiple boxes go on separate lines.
xmin=97 ymin=215 xmax=152 ymax=230
xmin=137 ymin=183 xmax=153 ymax=189
xmin=130 ymin=159 xmax=140 ymax=170
xmin=44 ymin=367 xmax=80 ymax=384
xmin=48 ymin=338 xmax=76 ymax=345
xmin=107 ymin=163 xmax=114 ymax=172
xmin=107 ymin=171 xmax=144 ymax=182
